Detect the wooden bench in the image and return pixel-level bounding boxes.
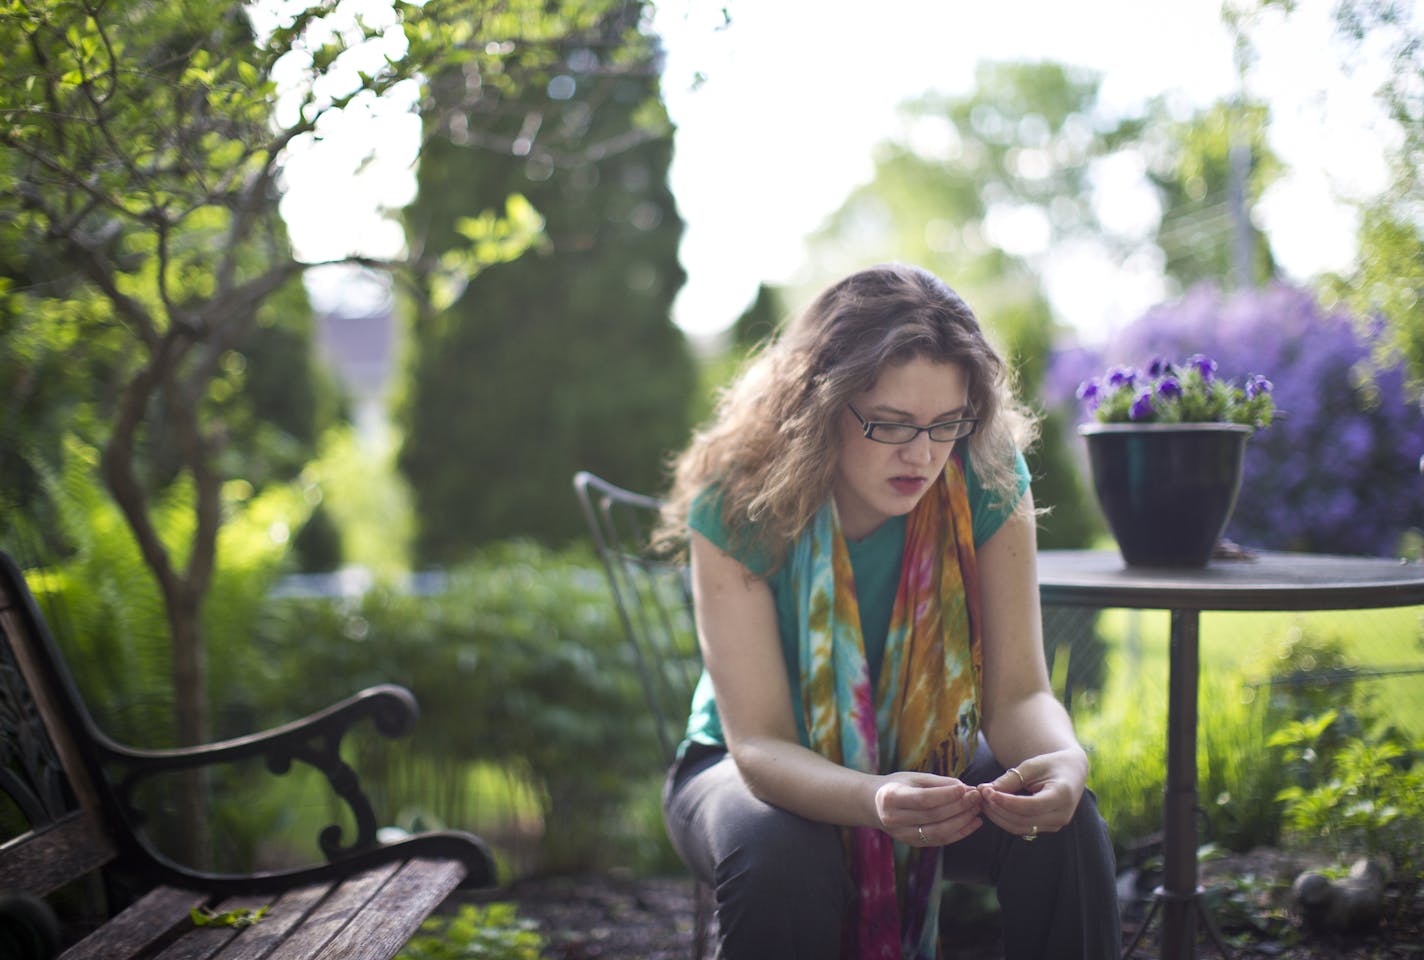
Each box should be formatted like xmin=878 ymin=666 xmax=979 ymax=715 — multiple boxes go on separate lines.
xmin=0 ymin=549 xmax=495 ymax=960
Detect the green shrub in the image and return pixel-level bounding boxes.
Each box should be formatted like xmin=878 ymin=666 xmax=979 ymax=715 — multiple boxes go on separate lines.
xmin=396 ymin=903 xmax=546 ymax=960
xmin=1271 ymin=711 xmax=1424 ymax=880
xmin=251 ymin=540 xmax=676 ymax=876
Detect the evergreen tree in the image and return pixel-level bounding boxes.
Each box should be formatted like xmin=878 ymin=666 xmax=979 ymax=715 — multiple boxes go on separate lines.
xmin=730 ymin=283 xmax=785 ymax=351
xmin=399 ymin=2 xmax=693 ymax=561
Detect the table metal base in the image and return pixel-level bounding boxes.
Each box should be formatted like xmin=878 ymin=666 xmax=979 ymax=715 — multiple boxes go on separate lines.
xmin=1123 ymin=885 xmax=1233 ymax=959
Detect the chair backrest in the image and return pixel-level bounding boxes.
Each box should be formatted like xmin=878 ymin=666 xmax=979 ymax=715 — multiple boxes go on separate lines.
xmin=572 ymin=472 xmax=700 ymax=767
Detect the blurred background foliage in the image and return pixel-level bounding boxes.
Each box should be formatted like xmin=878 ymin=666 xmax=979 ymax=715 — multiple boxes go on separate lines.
xmin=2 ymin=0 xmax=1423 ymax=892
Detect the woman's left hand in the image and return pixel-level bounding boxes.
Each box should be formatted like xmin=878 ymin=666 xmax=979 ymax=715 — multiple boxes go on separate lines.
xmin=974 ymin=747 xmax=1088 ymax=840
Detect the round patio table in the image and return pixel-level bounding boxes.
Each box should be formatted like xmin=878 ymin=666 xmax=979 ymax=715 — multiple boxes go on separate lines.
xmin=1036 ymin=549 xmax=1424 ymax=960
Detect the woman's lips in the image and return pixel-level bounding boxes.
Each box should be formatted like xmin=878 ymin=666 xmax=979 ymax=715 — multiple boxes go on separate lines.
xmin=889 ymin=476 xmax=927 ymax=496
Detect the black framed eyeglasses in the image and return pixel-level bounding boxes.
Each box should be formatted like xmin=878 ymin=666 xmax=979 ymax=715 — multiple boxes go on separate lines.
xmin=847 ymin=402 xmax=979 ymax=444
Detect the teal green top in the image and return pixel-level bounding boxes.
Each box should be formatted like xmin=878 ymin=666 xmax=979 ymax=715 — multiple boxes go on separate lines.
xmin=682 ymin=447 xmax=1031 ymax=752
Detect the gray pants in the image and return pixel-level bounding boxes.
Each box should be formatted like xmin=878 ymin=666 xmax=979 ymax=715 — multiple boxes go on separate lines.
xmin=663 ymin=742 xmax=1121 ymax=959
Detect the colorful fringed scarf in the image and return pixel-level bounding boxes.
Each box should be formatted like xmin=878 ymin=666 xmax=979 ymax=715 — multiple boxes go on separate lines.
xmin=790 ymin=455 xmax=983 ymax=960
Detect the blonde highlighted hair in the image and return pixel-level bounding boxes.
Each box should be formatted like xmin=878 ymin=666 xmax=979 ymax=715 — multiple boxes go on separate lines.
xmin=656 ymin=263 xmax=1037 ymax=567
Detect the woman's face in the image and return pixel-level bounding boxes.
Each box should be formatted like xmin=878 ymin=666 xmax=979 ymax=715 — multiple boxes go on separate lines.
xmin=832 ymin=355 xmax=971 ymax=540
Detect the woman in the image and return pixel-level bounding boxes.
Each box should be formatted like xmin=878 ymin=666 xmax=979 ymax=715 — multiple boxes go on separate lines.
xmin=655 ymin=264 xmax=1120 ymax=959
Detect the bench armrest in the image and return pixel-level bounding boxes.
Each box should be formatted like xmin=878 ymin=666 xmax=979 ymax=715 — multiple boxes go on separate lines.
xmin=94 ymin=684 xmax=425 ymax=864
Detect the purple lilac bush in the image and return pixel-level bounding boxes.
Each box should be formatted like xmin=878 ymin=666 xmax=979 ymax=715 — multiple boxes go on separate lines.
xmin=1044 ymin=283 xmax=1424 ymax=556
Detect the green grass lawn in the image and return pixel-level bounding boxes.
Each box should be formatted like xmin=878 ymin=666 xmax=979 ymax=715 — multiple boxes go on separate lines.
xmin=1082 ymin=605 xmax=1424 ymax=734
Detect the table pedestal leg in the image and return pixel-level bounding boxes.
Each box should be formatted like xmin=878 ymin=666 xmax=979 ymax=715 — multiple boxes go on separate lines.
xmin=1161 ymin=608 xmax=1199 ymax=959
xmin=1121 ymin=609 xmax=1233 ymax=960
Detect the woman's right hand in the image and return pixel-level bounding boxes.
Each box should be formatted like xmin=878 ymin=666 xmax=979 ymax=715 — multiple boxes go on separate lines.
xmin=873 ymin=772 xmax=984 ymax=847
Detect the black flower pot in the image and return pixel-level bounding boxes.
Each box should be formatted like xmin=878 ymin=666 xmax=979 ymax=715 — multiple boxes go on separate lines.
xmin=1080 ymin=422 xmax=1253 ymax=568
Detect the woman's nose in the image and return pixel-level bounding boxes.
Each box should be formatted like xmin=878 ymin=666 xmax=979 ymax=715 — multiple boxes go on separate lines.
xmin=899 ymin=431 xmax=935 ymax=464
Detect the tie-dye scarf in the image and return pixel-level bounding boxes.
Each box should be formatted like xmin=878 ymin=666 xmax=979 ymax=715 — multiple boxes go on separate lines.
xmin=790 ymin=455 xmax=983 ymax=960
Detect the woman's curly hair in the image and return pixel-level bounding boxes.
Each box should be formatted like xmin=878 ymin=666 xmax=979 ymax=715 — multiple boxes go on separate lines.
xmin=655 ymin=263 xmax=1037 ymax=568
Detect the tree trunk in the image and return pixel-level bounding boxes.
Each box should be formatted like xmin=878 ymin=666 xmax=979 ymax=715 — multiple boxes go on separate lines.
xmin=103 ymin=357 xmax=219 ymax=868
xmin=167 ymin=585 xmax=211 ymax=866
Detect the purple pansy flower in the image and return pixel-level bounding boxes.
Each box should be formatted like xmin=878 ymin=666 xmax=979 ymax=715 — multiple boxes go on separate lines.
xmin=1106 ymin=366 xmax=1137 ymax=389
xmin=1245 ymin=375 xmax=1273 ymax=399
xmin=1156 ymin=376 xmax=1182 ymax=401
xmin=1076 ymin=378 xmax=1102 ymax=409
xmin=1147 ymin=356 xmax=1175 ymax=378
xmin=1129 ymin=391 xmax=1154 ymax=421
xmin=1187 ymin=354 xmax=1217 ymax=382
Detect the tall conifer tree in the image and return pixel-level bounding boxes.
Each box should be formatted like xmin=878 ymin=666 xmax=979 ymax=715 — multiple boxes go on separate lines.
xmin=400 ymin=2 xmax=693 ymax=561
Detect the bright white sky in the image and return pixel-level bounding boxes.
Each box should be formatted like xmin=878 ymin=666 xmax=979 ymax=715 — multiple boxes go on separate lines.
xmin=650 ymin=0 xmax=1393 ymax=344
xmin=283 ymin=0 xmax=1398 ymax=346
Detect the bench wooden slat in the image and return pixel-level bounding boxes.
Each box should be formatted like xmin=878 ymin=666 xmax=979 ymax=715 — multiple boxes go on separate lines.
xmin=257 ymin=861 xmax=404 ymax=960
xmin=0 ymin=810 xmax=115 ymax=895
xmin=199 ymin=882 xmax=335 ymax=960
xmin=308 ymin=858 xmax=467 ymax=960
xmin=59 ymin=885 xmax=210 ymax=960
xmin=151 ymin=892 xmax=278 ymax=960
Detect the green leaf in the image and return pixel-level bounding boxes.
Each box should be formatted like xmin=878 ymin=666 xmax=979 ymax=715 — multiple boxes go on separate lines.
xmin=191 ymin=905 xmax=270 ymax=929
xmin=208 ymin=138 xmax=245 ymax=168
xmin=1266 ymin=709 xmax=1338 ymax=748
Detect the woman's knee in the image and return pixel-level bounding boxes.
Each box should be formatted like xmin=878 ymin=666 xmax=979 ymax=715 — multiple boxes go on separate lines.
xmin=716 ymin=805 xmax=844 ymax=897
xmin=664 ymin=752 xmax=852 ymax=955
xmin=1067 ymin=788 xmax=1114 ymax=859
xmin=712 ymin=807 xmax=849 ymax=955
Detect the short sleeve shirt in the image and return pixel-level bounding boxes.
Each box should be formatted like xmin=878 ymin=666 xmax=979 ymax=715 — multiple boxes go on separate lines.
xmin=682 ymin=446 xmax=1031 ymax=751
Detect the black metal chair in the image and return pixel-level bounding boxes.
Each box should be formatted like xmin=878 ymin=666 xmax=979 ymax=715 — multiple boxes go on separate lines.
xmin=572 ymin=470 xmax=712 ymax=959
